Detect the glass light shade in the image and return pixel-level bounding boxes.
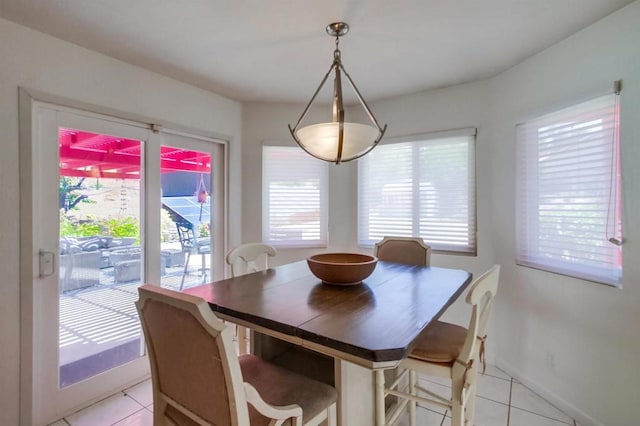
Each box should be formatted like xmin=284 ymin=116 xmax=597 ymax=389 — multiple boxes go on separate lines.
xmin=296 ymin=122 xmax=381 ymax=162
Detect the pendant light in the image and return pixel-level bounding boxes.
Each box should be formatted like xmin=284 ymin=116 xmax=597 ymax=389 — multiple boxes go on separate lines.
xmin=288 ymin=22 xmax=387 ymax=164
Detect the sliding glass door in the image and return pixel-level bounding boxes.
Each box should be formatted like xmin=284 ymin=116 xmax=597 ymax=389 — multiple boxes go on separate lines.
xmin=29 ymin=104 xmax=226 ymax=425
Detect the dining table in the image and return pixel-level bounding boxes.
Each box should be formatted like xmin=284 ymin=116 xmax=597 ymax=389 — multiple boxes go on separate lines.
xmin=184 ymin=259 xmax=472 ymax=426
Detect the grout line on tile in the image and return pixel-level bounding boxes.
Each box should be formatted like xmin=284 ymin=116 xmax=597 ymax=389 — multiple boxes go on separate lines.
xmin=506 ymin=378 xmax=513 ymax=425
xmin=482 ymin=371 xmax=511 ymax=382
xmin=123 ymin=392 xmax=148 ymax=408
xmin=113 ymin=407 xmax=149 ymax=426
xmin=476 ymin=393 xmax=511 ymax=407
xmin=510 ymin=406 xmax=575 ymax=425
xmin=515 ymin=381 xmax=575 ymax=421
xmin=110 ymin=398 xmax=144 ymax=426
xmin=64 ymin=391 xmax=128 ymax=420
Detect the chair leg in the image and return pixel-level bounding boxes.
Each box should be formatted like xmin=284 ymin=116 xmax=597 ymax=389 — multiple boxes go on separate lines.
xmin=409 ymin=370 xmax=417 ymax=426
xmin=200 ymin=252 xmax=207 ymax=283
xmin=180 ymin=251 xmax=191 ymax=290
xmin=238 ymin=326 xmax=248 ymax=355
xmin=465 ymin=384 xmax=477 ymax=426
xmin=450 ymin=378 xmax=465 ymax=426
xmin=451 ymin=401 xmax=465 ymax=426
xmin=154 ymin=394 xmax=168 ymax=425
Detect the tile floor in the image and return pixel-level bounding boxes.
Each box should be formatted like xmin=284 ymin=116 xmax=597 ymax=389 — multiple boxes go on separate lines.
xmin=48 ymin=364 xmax=578 ymax=426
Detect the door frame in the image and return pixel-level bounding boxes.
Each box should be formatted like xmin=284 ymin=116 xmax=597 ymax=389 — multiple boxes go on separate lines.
xmin=18 ymin=88 xmax=229 ymax=425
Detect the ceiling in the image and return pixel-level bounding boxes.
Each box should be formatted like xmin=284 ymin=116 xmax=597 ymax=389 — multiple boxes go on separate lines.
xmin=0 ymin=0 xmax=634 ymax=103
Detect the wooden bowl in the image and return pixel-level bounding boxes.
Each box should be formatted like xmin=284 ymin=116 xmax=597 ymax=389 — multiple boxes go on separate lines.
xmin=307 ymin=253 xmax=378 ymax=286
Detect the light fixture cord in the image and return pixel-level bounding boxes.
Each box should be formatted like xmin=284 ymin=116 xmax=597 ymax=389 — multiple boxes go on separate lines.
xmin=332 ymin=33 xmax=345 ymax=162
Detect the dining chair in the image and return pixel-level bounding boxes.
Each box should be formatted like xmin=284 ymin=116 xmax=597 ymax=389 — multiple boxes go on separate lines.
xmin=374 ymin=236 xmax=431 ymax=266
xmin=375 ymin=264 xmax=500 ymax=426
xmin=136 ymin=284 xmax=337 ymax=426
xmin=226 ymin=243 xmax=277 ymax=355
xmin=226 ymin=242 xmax=277 ymax=276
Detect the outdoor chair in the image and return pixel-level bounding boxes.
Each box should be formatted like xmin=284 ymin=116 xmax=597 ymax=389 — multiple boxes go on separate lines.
xmin=136 ymin=284 xmax=337 ymax=426
xmin=225 ymin=243 xmax=277 ymax=355
xmin=374 ymin=236 xmax=431 ymax=266
xmin=375 ymin=264 xmax=501 ymax=426
xmin=176 ymin=220 xmax=210 ymax=290
xmin=58 ymin=250 xmax=101 ymax=292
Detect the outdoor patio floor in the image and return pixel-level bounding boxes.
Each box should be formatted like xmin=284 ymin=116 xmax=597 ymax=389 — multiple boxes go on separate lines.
xmin=59 ymin=264 xmax=210 ymax=387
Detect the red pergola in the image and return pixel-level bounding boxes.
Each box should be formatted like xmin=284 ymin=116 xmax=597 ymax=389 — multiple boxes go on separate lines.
xmin=59 ymin=128 xmax=211 ymax=179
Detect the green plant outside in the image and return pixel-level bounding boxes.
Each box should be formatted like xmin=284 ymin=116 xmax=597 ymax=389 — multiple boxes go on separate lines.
xmin=198 ymin=223 xmax=210 ymax=237
xmin=60 ymin=210 xmax=140 ymax=243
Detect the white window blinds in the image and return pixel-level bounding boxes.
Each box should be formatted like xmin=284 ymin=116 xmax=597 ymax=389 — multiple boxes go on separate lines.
xmin=262 ymin=146 xmax=328 ymax=248
xmin=516 ymin=92 xmax=622 ymax=286
xmin=358 ymin=130 xmax=476 ymax=254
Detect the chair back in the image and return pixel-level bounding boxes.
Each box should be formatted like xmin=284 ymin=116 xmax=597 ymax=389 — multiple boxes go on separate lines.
xmin=456 ymin=265 xmax=500 ymax=380
xmin=176 ymin=220 xmax=196 ymax=252
xmin=226 ymin=243 xmax=277 ymax=277
xmin=374 ymin=236 xmax=431 ymax=266
xmin=136 ymin=285 xmax=250 ymax=425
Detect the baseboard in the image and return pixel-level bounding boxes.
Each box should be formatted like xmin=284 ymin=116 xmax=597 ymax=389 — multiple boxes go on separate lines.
xmin=496 ymin=359 xmax=603 ymax=426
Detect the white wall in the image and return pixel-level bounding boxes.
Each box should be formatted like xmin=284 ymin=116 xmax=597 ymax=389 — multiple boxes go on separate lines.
xmin=242 ymin=2 xmax=640 ymax=425
xmin=489 ymin=2 xmax=640 ymax=425
xmin=0 ymin=18 xmax=242 ymax=425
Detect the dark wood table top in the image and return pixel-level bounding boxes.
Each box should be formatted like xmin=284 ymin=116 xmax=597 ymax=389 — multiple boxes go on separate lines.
xmin=185 ymin=260 xmax=472 ymax=363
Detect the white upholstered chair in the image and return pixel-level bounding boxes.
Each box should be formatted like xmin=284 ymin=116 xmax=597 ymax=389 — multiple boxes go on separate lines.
xmin=225 ymin=243 xmax=277 ymax=354
xmin=376 ymin=264 xmax=500 ymax=426
xmin=374 ymin=236 xmax=431 ymax=266
xmin=136 ymin=284 xmax=337 ymax=426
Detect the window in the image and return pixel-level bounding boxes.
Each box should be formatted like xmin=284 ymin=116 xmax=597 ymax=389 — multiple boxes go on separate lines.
xmin=263 ymin=146 xmax=328 ymax=248
xmin=516 ymin=92 xmax=622 ymax=286
xmin=358 ymin=129 xmax=476 ymax=254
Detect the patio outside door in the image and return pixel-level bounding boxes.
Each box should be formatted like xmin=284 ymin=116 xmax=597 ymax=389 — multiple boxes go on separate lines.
xmin=155 ymin=132 xmax=226 ymax=290
xmin=29 ymin=104 xmax=226 ymax=425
